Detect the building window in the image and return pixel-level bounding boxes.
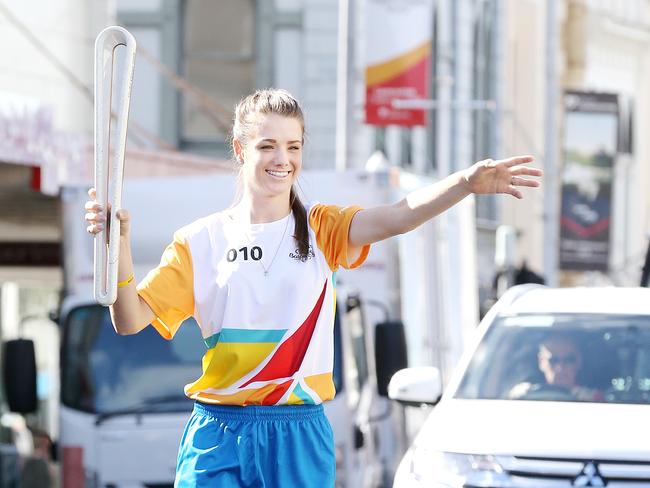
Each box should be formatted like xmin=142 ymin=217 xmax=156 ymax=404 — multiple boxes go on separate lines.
xmin=181 ymin=0 xmax=256 ymax=155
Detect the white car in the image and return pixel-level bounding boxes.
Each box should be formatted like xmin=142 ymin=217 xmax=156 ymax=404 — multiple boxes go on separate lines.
xmin=389 ymin=285 xmax=650 ymax=487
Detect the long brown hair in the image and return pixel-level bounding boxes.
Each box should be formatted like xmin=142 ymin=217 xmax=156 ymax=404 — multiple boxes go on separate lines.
xmin=231 ymin=89 xmax=310 ymax=259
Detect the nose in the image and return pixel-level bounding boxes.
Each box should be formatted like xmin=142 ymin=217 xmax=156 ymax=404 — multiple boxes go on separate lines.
xmin=273 ymin=147 xmax=290 ymax=167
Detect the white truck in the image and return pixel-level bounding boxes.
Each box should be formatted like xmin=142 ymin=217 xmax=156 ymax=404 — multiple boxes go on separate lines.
xmin=7 ymin=167 xmax=436 ymax=487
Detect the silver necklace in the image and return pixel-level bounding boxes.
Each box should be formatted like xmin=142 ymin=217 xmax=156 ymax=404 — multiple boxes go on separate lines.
xmin=259 ymin=215 xmax=290 ymax=277
xmin=230 ymin=210 xmax=291 ymax=277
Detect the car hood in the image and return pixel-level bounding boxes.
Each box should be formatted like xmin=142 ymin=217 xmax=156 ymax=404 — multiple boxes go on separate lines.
xmin=415 ymin=399 xmax=650 ymax=460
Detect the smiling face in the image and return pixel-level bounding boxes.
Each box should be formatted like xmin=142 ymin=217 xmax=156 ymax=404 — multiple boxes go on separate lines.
xmin=235 ymin=113 xmax=303 ymax=199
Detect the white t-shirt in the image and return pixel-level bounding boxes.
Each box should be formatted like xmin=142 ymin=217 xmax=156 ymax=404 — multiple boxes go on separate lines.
xmin=137 ymin=203 xmax=370 ymax=406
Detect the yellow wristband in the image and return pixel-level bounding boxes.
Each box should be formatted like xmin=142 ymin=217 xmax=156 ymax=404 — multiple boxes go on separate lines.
xmin=117 ymin=274 xmax=135 ymax=288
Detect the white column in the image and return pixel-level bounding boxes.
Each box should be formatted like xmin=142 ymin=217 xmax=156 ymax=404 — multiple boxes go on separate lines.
xmin=445 ymin=0 xmax=479 ymax=373
xmin=543 ymin=0 xmax=560 ymax=286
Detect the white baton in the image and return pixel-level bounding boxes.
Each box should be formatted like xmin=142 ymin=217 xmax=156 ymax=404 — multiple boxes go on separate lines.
xmin=93 ymin=26 xmax=137 ymax=306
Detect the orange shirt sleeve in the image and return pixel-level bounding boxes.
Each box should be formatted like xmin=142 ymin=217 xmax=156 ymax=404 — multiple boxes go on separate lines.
xmin=137 ymin=232 xmax=194 ymax=339
xmin=309 ymin=204 xmax=371 ymax=272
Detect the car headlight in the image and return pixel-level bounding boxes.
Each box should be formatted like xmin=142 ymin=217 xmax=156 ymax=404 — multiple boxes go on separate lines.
xmin=405 ymin=446 xmax=508 ymax=487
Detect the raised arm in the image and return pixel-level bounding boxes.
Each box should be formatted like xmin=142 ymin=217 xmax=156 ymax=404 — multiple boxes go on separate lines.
xmin=349 ymin=155 xmax=542 ymax=247
xmin=85 ymin=188 xmax=155 ymax=335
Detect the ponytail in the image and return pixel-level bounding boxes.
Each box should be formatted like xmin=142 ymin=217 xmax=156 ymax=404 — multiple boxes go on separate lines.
xmin=290 ymin=187 xmax=310 ymax=259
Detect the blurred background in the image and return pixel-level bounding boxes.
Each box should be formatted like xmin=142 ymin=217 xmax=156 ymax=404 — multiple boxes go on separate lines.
xmin=0 ymin=0 xmax=649 ymax=487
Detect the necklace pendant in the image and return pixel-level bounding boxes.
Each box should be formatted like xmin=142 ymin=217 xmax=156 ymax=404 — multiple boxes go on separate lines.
xmin=264 ymin=270 xmax=268 ymax=277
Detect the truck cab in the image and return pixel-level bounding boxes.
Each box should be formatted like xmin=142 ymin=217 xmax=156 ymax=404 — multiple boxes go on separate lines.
xmin=46 ymin=283 xmax=405 ymax=487
xmin=56 ymin=295 xmax=203 ymax=487
xmin=4 ymin=269 xmax=406 ymax=487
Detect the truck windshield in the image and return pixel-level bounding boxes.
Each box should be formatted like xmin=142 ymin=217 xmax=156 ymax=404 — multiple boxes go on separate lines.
xmin=455 ymin=314 xmax=650 ymax=404
xmin=61 ymin=305 xmax=204 ymax=414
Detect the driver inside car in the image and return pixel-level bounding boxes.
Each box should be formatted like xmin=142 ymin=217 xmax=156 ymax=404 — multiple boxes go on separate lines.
xmin=509 ymin=333 xmax=604 ymax=401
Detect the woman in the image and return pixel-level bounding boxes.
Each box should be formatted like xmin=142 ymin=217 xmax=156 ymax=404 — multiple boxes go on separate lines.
xmin=85 ymin=88 xmax=542 ymax=487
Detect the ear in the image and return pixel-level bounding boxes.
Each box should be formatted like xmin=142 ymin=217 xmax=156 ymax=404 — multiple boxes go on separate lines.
xmin=233 ymin=139 xmax=244 ymax=164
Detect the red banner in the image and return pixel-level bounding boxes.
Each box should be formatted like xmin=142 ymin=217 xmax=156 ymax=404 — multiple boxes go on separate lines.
xmin=364 ymin=0 xmax=433 ymax=127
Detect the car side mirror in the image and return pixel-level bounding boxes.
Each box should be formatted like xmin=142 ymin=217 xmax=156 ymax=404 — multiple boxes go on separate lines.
xmin=388 ymin=367 xmax=442 ymax=406
xmin=3 ymin=339 xmax=38 ymax=414
xmin=374 ymin=321 xmax=408 ymax=397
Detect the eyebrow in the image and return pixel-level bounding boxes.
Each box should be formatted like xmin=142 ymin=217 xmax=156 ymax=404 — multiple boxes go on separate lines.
xmin=258 ymin=138 xmax=302 ymax=145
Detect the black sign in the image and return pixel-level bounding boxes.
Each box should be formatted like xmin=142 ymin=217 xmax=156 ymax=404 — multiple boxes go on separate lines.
xmin=0 ymin=242 xmax=61 ymax=267
xmin=560 ymin=91 xmax=618 ymax=271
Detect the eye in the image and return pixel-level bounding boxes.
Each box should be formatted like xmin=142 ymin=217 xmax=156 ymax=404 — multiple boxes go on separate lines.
xmin=259 ymin=144 xmax=273 ymax=150
xmin=289 ymin=145 xmax=301 ymax=151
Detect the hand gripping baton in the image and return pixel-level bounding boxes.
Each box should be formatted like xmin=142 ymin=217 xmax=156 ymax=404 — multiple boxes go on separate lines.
xmin=93 ymin=26 xmax=136 ymax=306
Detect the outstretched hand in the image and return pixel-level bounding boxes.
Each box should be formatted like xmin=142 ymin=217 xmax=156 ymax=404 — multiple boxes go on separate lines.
xmin=462 ymin=155 xmax=542 ymax=199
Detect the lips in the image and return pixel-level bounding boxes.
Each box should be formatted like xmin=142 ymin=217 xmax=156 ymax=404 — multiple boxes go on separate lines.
xmin=266 ymin=169 xmax=291 ymax=179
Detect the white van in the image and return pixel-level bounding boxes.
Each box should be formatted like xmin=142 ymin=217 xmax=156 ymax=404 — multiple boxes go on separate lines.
xmin=389 ymin=285 xmax=650 ymax=487
xmin=4 ymin=176 xmax=408 ymax=488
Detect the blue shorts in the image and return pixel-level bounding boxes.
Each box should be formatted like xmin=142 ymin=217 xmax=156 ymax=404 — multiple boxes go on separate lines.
xmin=175 ymin=402 xmax=335 ymax=487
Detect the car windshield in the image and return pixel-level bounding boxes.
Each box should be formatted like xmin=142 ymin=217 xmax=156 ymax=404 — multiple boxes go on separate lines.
xmin=455 ymin=314 xmax=650 ymax=404
xmin=61 ymin=305 xmax=204 ymax=414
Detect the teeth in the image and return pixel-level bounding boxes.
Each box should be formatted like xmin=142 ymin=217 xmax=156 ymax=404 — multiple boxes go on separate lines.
xmin=267 ymin=170 xmax=290 ymax=178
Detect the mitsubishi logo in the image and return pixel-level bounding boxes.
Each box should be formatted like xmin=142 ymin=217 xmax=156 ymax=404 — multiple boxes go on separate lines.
xmin=573 ymin=462 xmax=606 ymax=486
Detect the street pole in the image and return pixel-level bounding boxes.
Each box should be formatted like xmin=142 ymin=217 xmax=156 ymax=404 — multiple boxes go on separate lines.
xmin=544 ymin=0 xmax=559 ymax=286
xmin=335 ymin=0 xmax=352 ymax=171
xmin=491 ymin=0 xmax=504 ymax=158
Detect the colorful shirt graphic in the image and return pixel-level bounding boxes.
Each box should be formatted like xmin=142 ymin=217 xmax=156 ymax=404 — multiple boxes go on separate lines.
xmin=137 ymin=204 xmax=370 ymax=406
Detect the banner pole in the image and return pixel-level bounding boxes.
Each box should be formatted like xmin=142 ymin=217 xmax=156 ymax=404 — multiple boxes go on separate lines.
xmin=544 ymin=0 xmax=559 ymax=287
